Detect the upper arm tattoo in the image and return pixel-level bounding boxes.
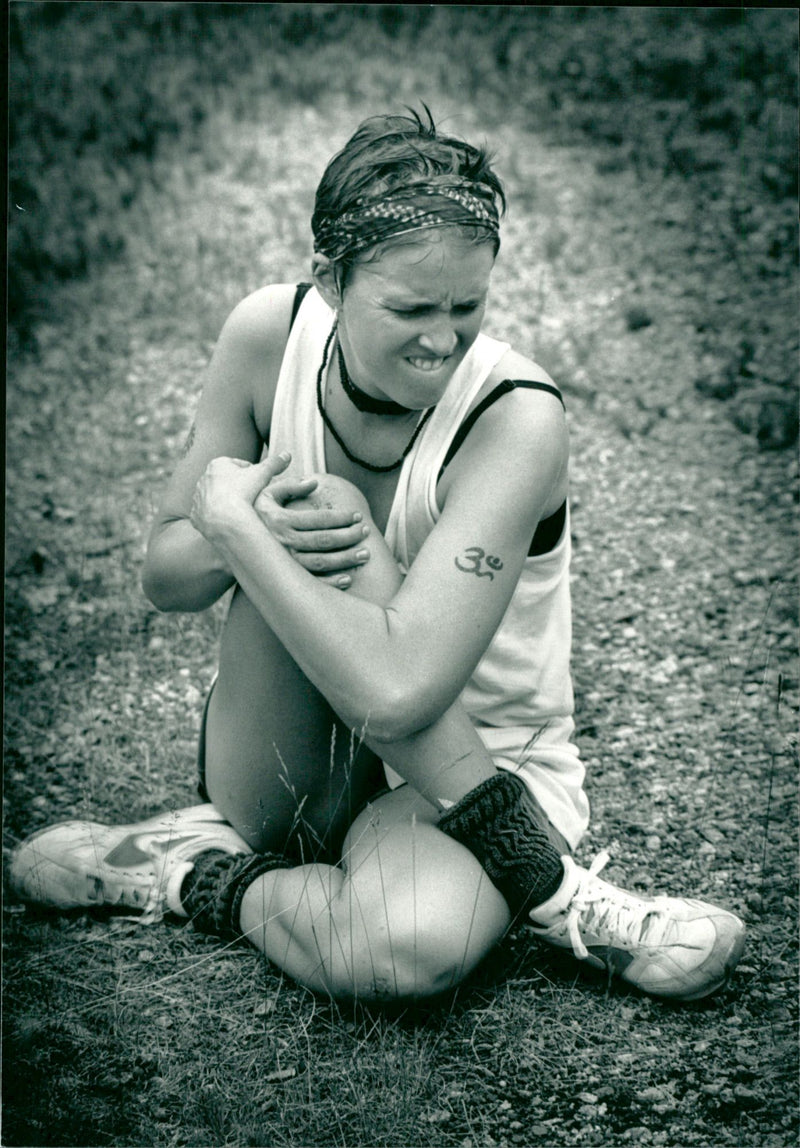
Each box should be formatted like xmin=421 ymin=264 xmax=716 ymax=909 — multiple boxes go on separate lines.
xmin=454 ymin=546 xmax=504 ymax=581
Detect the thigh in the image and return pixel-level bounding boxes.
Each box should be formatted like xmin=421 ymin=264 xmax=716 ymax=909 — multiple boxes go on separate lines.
xmin=204 ymin=587 xmax=384 ymax=860
xmin=339 ymin=787 xmax=512 ymax=993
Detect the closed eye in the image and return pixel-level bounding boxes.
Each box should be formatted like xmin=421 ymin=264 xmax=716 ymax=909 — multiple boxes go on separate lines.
xmin=392 ymin=302 xmax=482 ymax=318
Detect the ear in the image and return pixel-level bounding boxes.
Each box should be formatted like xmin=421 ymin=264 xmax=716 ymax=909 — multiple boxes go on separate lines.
xmin=311 ymin=253 xmax=342 ymax=311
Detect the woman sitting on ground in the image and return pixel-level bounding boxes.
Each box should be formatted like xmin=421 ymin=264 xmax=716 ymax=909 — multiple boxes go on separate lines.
xmin=11 ymin=108 xmax=745 ymax=1003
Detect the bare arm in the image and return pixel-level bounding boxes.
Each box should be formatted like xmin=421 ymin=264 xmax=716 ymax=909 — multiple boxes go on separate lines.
xmin=191 ymin=383 xmax=569 ymax=740
xmin=142 ymin=285 xmax=295 ymax=611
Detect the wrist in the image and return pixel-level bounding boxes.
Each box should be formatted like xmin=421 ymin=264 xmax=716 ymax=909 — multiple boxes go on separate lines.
xmin=207 ymin=505 xmax=280 ymax=572
xmin=201 ymin=502 xmax=259 ymax=553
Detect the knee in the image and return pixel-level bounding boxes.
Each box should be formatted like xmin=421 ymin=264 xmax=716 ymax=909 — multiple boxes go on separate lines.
xmin=298 ymin=474 xmax=371 ymax=519
xmin=331 ymin=872 xmax=509 ymax=1003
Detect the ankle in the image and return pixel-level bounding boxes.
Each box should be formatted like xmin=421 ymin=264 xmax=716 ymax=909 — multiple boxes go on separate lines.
xmin=438 ymin=772 xmax=566 ymax=917
xmin=180 ymin=851 xmax=291 ymax=939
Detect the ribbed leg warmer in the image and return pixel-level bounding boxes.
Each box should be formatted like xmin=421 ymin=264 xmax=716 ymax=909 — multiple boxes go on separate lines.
xmin=438 ymin=772 xmax=566 ymax=918
xmin=179 ymin=851 xmax=291 ymax=941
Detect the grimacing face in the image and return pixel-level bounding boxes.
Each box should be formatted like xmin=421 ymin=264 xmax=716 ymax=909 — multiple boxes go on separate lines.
xmin=324 ymin=231 xmax=496 ymax=411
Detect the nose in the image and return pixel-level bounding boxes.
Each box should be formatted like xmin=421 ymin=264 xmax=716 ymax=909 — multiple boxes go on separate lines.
xmin=418 ymin=320 xmax=458 ymax=357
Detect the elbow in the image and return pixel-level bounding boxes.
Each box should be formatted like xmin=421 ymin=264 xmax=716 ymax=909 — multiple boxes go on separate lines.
xmin=142 ymin=559 xmax=204 ymax=614
xmin=356 ymin=678 xmax=446 ymax=745
xmin=141 ymin=534 xmax=180 ymax=613
xmin=141 ymin=566 xmax=179 ymax=613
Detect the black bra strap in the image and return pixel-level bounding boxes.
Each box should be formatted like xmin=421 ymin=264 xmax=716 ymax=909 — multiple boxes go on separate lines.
xmin=438 ymin=379 xmax=567 ymax=557
xmin=529 ymin=499 xmax=567 ymax=556
xmin=439 ymin=379 xmax=565 ymax=478
xmin=290 ymin=282 xmax=313 ymax=330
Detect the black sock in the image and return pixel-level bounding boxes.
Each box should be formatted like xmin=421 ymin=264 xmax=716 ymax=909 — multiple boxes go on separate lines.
xmin=179 ymin=850 xmax=291 ymax=940
xmin=438 ymin=773 xmax=565 ymax=918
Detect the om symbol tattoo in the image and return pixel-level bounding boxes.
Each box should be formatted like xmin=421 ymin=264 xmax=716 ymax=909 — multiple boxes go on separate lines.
xmin=454 ymin=546 xmax=504 ymax=581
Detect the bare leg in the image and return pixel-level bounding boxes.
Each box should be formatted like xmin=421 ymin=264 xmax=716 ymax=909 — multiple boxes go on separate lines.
xmin=237 ymin=786 xmax=511 ymax=1000
xmin=202 ymin=476 xmax=547 ymax=998
xmin=205 ymin=601 xmax=385 ymax=860
xmin=204 ymin=475 xmax=501 ymax=855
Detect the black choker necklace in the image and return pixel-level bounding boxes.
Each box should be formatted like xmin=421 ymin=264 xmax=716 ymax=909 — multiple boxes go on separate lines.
xmin=316 ymin=324 xmax=433 ymax=474
xmin=336 ymin=342 xmax=415 ymax=416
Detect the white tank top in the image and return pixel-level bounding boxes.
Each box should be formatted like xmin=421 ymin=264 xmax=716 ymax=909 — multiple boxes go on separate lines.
xmin=269 ymin=287 xmax=589 ymax=848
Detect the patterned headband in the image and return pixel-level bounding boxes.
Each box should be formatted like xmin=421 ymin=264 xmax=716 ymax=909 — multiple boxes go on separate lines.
xmin=314 ymin=182 xmax=501 ymax=262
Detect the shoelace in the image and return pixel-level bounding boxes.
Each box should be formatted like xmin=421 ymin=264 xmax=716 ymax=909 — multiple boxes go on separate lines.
xmin=563 ymin=851 xmax=674 ymax=960
xmin=106 ymin=871 xmax=164 ymax=924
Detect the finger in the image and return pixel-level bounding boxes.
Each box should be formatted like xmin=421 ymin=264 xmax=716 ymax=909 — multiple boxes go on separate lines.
xmin=290 ymin=546 xmax=370 ymax=575
xmin=317 ymin=571 xmax=354 ymax=591
xmin=283 ymin=507 xmax=366 ymax=534
xmin=268 ymin=476 xmax=319 ymax=508
xmin=287 ymin=522 xmax=369 ymax=553
xmin=235 ymin=450 xmax=293 ymax=502
xmin=252 ymin=450 xmax=293 ymax=483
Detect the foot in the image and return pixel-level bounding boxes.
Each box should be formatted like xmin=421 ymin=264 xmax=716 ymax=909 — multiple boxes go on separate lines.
xmin=8 ymin=805 xmax=252 ymax=923
xmin=528 ymin=852 xmax=746 ymax=1000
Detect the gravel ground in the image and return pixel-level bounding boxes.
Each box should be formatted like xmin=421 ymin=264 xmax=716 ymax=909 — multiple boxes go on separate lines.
xmin=5 ymin=88 xmax=798 ymax=1147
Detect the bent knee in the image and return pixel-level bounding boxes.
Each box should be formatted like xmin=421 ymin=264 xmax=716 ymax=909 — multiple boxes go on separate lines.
xmin=299 ymin=474 xmax=371 ymax=517
xmin=331 ymin=868 xmax=509 ymax=1002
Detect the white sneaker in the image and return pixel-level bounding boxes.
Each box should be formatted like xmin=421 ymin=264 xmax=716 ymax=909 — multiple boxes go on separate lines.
xmin=529 ymin=852 xmax=746 ymax=1000
xmin=8 ymin=805 xmax=252 ymax=924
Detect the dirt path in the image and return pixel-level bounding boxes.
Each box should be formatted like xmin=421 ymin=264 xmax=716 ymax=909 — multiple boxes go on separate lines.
xmin=6 ymin=88 xmax=797 ymax=1146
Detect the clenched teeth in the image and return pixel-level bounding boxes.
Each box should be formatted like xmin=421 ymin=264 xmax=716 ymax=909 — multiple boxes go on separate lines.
xmin=408 ymin=357 xmax=445 ymax=372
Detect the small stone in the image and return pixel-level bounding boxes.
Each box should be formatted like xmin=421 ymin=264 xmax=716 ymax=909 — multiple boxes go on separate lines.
xmin=701 ymin=1082 xmax=724 ymax=1096
xmin=637 ymin=1086 xmax=665 ymax=1103
xmin=646 ymin=835 xmax=661 ymax=852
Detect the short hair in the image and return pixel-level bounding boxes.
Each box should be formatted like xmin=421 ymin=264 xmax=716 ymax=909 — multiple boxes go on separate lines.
xmin=312 ymin=107 xmax=506 ymax=288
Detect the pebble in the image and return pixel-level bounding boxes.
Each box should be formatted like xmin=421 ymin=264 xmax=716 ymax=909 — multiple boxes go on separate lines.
xmin=646 ymin=834 xmax=661 ymax=851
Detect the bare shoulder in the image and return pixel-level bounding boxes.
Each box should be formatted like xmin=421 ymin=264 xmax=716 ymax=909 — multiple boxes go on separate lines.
xmin=206 ymin=283 xmax=302 ymax=437
xmin=482 ymin=347 xmax=567 ymax=440
xmin=438 ymin=346 xmax=569 ymax=517
xmin=217 ymin=282 xmax=299 ymax=351
xmin=489 ymin=347 xmax=561 ymax=394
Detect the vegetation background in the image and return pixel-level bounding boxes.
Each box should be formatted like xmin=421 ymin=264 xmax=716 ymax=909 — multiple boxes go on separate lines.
xmin=4 ymin=4 xmax=798 ymax=1146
